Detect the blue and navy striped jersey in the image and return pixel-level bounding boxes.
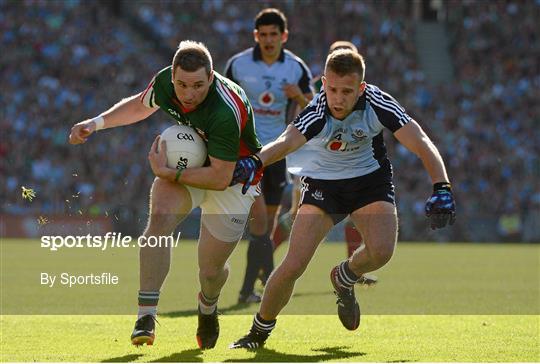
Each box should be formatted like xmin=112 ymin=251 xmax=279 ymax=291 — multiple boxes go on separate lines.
xmin=288 ymin=84 xmax=411 ymax=179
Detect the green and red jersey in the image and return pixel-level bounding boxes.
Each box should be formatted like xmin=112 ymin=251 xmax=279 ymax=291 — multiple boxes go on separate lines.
xmin=140 ymin=66 xmax=261 ymax=161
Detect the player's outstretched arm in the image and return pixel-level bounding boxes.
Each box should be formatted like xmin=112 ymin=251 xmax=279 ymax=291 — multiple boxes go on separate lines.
xmin=259 ymin=124 xmax=307 ymax=167
xmin=394 ymin=119 xmax=455 ymax=229
xmin=69 ymin=93 xmax=157 ymax=145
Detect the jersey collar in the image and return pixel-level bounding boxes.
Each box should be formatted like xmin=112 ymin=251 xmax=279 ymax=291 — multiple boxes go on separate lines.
xmin=253 ymin=44 xmax=285 ymax=63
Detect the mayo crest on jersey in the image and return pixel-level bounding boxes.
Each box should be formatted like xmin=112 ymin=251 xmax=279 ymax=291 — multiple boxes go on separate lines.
xmin=288 ymin=84 xmax=412 ymax=179
xmin=140 ymin=66 xmax=261 ymax=161
xmin=225 ymin=45 xmax=313 ymax=145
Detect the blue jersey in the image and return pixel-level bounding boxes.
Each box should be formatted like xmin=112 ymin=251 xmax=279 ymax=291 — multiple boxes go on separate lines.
xmin=225 ymin=45 xmax=313 ymax=145
xmin=288 ymin=84 xmax=411 ymax=180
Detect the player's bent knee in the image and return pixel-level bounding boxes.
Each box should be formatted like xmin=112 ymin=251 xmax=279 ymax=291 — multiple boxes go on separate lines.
xmin=144 ymin=214 xmax=181 ymax=235
xmin=150 ymin=205 xmax=183 ymax=218
xmin=149 ymin=179 xmax=192 ymax=214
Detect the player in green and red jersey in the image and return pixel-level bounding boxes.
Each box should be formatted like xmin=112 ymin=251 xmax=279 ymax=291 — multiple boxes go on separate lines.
xmin=69 ymin=40 xmax=262 ymax=350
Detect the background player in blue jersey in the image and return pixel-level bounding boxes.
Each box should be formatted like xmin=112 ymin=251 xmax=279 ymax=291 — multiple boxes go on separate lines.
xmin=225 ymin=8 xmax=313 ymax=303
xmin=229 ymin=49 xmax=456 ymax=348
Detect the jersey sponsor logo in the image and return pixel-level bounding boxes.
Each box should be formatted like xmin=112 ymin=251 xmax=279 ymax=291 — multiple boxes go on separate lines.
xmin=253 ymin=108 xmax=281 ymax=116
xmin=258 ymin=91 xmax=275 ymax=107
xmin=326 ymin=133 xmax=348 ymax=151
xmin=311 ymin=189 xmax=324 ymax=201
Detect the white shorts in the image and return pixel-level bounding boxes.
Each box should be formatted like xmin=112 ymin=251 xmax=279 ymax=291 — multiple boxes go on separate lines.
xmin=185 ymin=183 xmax=259 ymax=243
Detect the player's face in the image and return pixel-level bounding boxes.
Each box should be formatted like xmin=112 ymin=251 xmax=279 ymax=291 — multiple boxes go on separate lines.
xmin=254 ymin=25 xmax=288 ymax=59
xmin=322 ymin=70 xmax=366 ymax=120
xmin=172 ymin=67 xmax=214 ymax=109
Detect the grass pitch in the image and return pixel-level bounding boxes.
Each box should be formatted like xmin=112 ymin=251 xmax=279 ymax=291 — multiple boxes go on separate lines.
xmin=1 ymin=239 xmax=539 ymax=362
xmin=1 ymin=314 xmax=538 ymax=362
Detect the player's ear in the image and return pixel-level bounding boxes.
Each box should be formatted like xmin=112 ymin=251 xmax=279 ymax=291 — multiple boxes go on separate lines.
xmin=208 ymin=70 xmax=214 ymax=83
xmin=321 ymin=76 xmax=327 ymax=91
xmin=253 ymin=29 xmax=259 ymax=43
xmin=281 ymin=30 xmax=289 ymax=43
xmin=358 ymin=81 xmax=366 ymax=94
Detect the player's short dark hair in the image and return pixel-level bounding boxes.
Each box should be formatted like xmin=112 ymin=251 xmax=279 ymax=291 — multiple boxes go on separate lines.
xmin=325 ymin=49 xmax=365 ymax=82
xmin=254 ymin=8 xmax=287 ymax=33
xmin=172 ymin=40 xmax=213 ymax=77
xmin=329 ymin=40 xmax=358 ymax=54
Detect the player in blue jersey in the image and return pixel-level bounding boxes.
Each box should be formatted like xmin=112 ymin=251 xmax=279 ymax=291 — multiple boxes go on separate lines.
xmin=229 ymin=49 xmax=456 ymax=348
xmin=225 ymin=8 xmax=313 ymax=303
xmin=273 ymin=40 xmax=377 ymax=286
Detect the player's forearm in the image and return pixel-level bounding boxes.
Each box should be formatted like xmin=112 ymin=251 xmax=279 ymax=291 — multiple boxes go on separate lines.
xmin=296 ymin=92 xmax=313 ymax=109
xmin=260 ymin=138 xmax=297 ymax=167
xmin=294 ymin=95 xmax=309 ymax=109
xmin=259 ymin=125 xmax=306 ymax=167
xmin=417 ymin=141 xmax=450 ymax=184
xmin=160 ymin=166 xmax=231 ymax=191
xmin=99 ymin=94 xmax=156 ymax=129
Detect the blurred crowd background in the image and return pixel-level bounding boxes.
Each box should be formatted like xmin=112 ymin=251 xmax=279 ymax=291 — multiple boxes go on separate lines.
xmin=1 ymin=0 xmax=538 ymax=242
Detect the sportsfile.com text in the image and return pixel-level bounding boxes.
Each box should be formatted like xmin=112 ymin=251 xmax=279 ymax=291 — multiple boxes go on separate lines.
xmin=40 ymin=232 xmax=181 ymax=251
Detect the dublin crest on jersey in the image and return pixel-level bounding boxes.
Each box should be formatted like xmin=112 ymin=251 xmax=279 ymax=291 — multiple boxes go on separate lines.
xmin=352 ymin=128 xmax=368 ymax=141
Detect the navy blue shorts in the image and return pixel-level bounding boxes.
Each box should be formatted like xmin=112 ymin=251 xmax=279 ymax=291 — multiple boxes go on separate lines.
xmin=299 ymin=160 xmax=396 ymax=224
xmin=261 ymin=159 xmax=288 ymax=206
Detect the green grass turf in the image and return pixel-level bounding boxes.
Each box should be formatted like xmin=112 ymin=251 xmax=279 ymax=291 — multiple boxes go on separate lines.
xmin=1 ymin=315 xmax=538 ymax=362
xmin=1 ymin=239 xmax=539 ymax=361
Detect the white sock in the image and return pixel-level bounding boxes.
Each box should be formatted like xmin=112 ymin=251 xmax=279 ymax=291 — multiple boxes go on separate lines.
xmin=138 ymin=305 xmax=157 ymax=319
xmin=198 ymin=292 xmax=218 ymax=315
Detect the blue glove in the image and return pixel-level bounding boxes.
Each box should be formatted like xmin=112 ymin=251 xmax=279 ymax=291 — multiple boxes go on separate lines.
xmin=425 ymin=182 xmax=456 ymax=230
xmin=230 ymin=155 xmax=263 ymax=194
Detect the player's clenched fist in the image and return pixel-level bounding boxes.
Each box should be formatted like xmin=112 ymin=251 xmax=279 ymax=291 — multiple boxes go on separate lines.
xmin=230 ymin=154 xmax=263 ymax=194
xmin=425 ymin=182 xmax=456 ymax=230
xmin=69 ymin=119 xmax=97 ymax=145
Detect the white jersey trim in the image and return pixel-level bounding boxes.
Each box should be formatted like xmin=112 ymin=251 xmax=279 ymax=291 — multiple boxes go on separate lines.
xmin=216 ymin=80 xmax=241 ymax=134
xmin=365 ymin=85 xmax=411 ymax=126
